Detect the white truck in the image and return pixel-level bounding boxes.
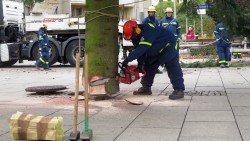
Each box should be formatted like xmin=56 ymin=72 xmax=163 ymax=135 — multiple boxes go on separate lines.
xmin=0 ymin=0 xmax=86 ymax=67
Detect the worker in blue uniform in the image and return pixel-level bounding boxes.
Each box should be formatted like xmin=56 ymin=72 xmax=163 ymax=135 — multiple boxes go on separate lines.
xmin=142 ymin=6 xmax=159 ymax=26
xmin=35 ymin=24 xmax=50 ymax=70
xmin=121 ymin=20 xmax=185 ymax=100
xmin=142 ymin=5 xmax=162 ymax=74
xmin=159 ymin=7 xmax=182 ymax=47
xmin=214 ymin=22 xmax=231 ymax=68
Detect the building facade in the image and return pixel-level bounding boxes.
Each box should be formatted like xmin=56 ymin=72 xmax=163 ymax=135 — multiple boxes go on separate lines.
xmin=29 ymin=0 xmax=152 ymax=22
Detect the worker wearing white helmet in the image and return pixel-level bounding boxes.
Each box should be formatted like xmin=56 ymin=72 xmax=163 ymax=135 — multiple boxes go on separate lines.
xmin=142 ymin=6 xmax=159 ymax=26
xmin=142 ymin=6 xmax=162 ymax=73
xmin=35 ymin=24 xmax=50 ymax=70
xmin=40 ymin=24 xmax=47 ymax=29
xmin=160 ymin=7 xmax=182 ymax=47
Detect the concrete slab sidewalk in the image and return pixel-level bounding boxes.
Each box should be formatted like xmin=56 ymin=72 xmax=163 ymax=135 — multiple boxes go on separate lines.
xmin=0 ymin=66 xmax=250 ymax=141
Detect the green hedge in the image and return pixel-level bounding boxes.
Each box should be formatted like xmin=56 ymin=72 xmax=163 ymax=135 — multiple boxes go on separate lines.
xmin=180 ymin=60 xmax=219 ymax=68
xmin=190 ymin=46 xmax=217 ymax=56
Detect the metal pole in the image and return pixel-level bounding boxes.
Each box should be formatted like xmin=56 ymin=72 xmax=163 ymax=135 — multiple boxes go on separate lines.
xmin=174 ymin=0 xmax=177 ymax=18
xmin=186 ymin=14 xmax=188 ymax=35
xmin=201 ymin=14 xmax=203 ymax=37
xmin=0 ymin=0 xmax=4 ymax=36
xmin=139 ymin=0 xmax=144 ymax=22
xmin=193 ymin=20 xmax=195 ymax=33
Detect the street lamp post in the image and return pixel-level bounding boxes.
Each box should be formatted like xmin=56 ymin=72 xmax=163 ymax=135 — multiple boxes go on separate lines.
xmin=173 ymin=0 xmax=176 ymax=18
xmin=138 ymin=0 xmax=144 ymax=22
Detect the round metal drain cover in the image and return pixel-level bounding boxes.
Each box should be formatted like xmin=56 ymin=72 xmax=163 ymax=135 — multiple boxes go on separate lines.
xmin=25 ymin=85 xmax=67 ymax=93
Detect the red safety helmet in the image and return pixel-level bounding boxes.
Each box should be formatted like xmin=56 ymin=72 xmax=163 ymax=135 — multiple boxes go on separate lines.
xmin=123 ymin=20 xmax=138 ymax=40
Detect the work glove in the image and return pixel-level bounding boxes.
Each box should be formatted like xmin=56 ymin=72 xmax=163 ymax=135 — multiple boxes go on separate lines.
xmin=122 ymin=58 xmax=129 ymax=67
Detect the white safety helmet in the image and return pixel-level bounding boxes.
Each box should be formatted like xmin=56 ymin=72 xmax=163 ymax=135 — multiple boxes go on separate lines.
xmin=40 ymin=24 xmax=47 ymax=29
xmin=165 ymin=7 xmax=173 ymax=13
xmin=148 ymin=6 xmax=156 ymax=12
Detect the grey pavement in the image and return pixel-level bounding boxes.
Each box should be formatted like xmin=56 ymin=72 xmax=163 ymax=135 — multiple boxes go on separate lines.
xmin=1 ymin=65 xmax=250 ymax=141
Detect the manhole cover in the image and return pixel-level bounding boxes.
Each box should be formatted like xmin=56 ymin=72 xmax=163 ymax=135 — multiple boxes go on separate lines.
xmin=25 ymin=85 xmax=67 ymax=93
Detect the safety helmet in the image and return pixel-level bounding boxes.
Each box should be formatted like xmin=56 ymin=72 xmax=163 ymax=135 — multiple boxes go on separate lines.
xmin=40 ymin=24 xmax=47 ymax=29
xmin=123 ymin=20 xmax=139 ymax=40
xmin=165 ymin=7 xmax=173 ymax=13
xmin=148 ymin=6 xmax=156 ymax=12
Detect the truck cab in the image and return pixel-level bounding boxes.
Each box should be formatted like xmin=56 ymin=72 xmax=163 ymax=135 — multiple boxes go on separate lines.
xmin=0 ymin=0 xmax=25 ymax=67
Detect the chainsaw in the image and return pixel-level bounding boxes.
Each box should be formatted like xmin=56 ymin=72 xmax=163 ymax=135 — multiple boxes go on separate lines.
xmin=118 ymin=62 xmax=146 ymax=84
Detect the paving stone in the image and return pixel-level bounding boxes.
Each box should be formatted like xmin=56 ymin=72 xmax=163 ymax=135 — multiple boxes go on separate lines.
xmin=240 ymin=129 xmax=250 ymax=141
xmin=235 ymin=116 xmax=250 ymax=130
xmin=0 ymin=134 xmax=13 ymax=141
xmin=228 ymin=94 xmax=250 ymax=106
xmin=179 ymin=136 xmax=242 ymax=141
xmin=226 ymin=88 xmax=250 ymax=94
xmin=189 ymin=96 xmax=231 ymax=111
xmin=130 ymin=106 xmax=187 ymax=129
xmin=186 ymin=111 xmax=234 ymax=122
xmin=232 ymin=107 xmax=250 ymax=116
xmin=64 ymin=130 xmax=117 ymax=141
xmin=181 ymin=122 xmax=241 ymax=140
xmin=150 ymin=96 xmax=191 ymax=107
xmin=196 ymin=76 xmax=223 ymax=87
xmin=116 ymin=128 xmax=180 ymax=141
xmin=195 ymin=87 xmax=225 ymax=92
xmin=1 ymin=65 xmax=250 ymax=141
xmin=0 ymin=117 xmax=9 ymax=135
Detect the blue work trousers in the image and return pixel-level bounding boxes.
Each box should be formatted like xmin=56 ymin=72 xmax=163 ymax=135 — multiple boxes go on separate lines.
xmin=216 ymin=45 xmax=230 ymax=64
xmin=141 ymin=55 xmax=185 ymax=90
xmin=35 ymin=47 xmax=49 ymax=69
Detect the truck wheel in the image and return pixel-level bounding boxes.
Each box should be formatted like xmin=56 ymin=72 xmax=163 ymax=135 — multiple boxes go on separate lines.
xmin=66 ymin=40 xmax=84 ymax=66
xmin=0 ymin=59 xmax=18 ymax=67
xmin=32 ymin=41 xmax=59 ymax=65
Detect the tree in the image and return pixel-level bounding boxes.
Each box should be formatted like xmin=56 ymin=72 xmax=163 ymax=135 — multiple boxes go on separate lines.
xmin=182 ymin=0 xmax=250 ymax=38
xmin=85 ymin=0 xmax=119 ymax=94
xmin=155 ymin=0 xmax=216 ymax=37
xmin=23 ymin=0 xmax=44 ymax=8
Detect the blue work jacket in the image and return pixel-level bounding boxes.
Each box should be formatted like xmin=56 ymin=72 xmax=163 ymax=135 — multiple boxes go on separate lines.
xmin=127 ymin=23 xmax=178 ymax=65
xmin=142 ymin=16 xmax=159 ymax=26
xmin=214 ymin=23 xmax=231 ymax=47
xmin=38 ymin=28 xmax=49 ymax=48
xmin=159 ymin=17 xmax=182 ymax=40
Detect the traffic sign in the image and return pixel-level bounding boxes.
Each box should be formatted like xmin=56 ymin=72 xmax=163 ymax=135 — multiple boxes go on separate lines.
xmin=190 ymin=4 xmax=210 ymax=9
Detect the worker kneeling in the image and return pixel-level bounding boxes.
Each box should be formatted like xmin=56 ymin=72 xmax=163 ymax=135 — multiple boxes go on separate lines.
xmin=121 ymin=20 xmax=185 ymax=100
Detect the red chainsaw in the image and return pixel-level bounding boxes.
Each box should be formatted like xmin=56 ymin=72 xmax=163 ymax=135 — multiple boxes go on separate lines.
xmin=119 ymin=62 xmax=146 ymax=84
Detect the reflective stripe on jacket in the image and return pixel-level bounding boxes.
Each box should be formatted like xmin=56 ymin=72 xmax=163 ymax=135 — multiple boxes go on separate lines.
xmin=159 ymin=17 xmax=182 ymax=40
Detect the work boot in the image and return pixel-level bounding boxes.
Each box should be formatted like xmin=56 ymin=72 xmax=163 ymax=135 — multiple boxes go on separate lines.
xmin=238 ymin=54 xmax=242 ymax=59
xmin=35 ymin=65 xmax=41 ymax=70
xmin=224 ymin=63 xmax=229 ymax=68
xmin=133 ymin=87 xmax=152 ymax=95
xmin=156 ymin=69 xmax=163 ymax=74
xmin=44 ymin=68 xmax=51 ymax=71
xmin=169 ymin=89 xmax=184 ymax=100
xmin=220 ymin=64 xmax=225 ymax=68
xmin=35 ymin=63 xmax=41 ymax=70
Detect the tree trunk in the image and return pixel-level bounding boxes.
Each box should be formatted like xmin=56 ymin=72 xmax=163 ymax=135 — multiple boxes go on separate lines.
xmin=85 ymin=0 xmax=119 ymax=94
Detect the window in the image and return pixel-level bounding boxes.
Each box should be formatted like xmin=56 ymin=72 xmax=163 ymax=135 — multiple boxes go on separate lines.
xmin=76 ymin=8 xmax=82 ymax=16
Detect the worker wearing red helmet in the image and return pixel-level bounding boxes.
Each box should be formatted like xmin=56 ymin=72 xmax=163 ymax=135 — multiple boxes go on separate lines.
xmin=122 ymin=20 xmax=185 ymax=100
